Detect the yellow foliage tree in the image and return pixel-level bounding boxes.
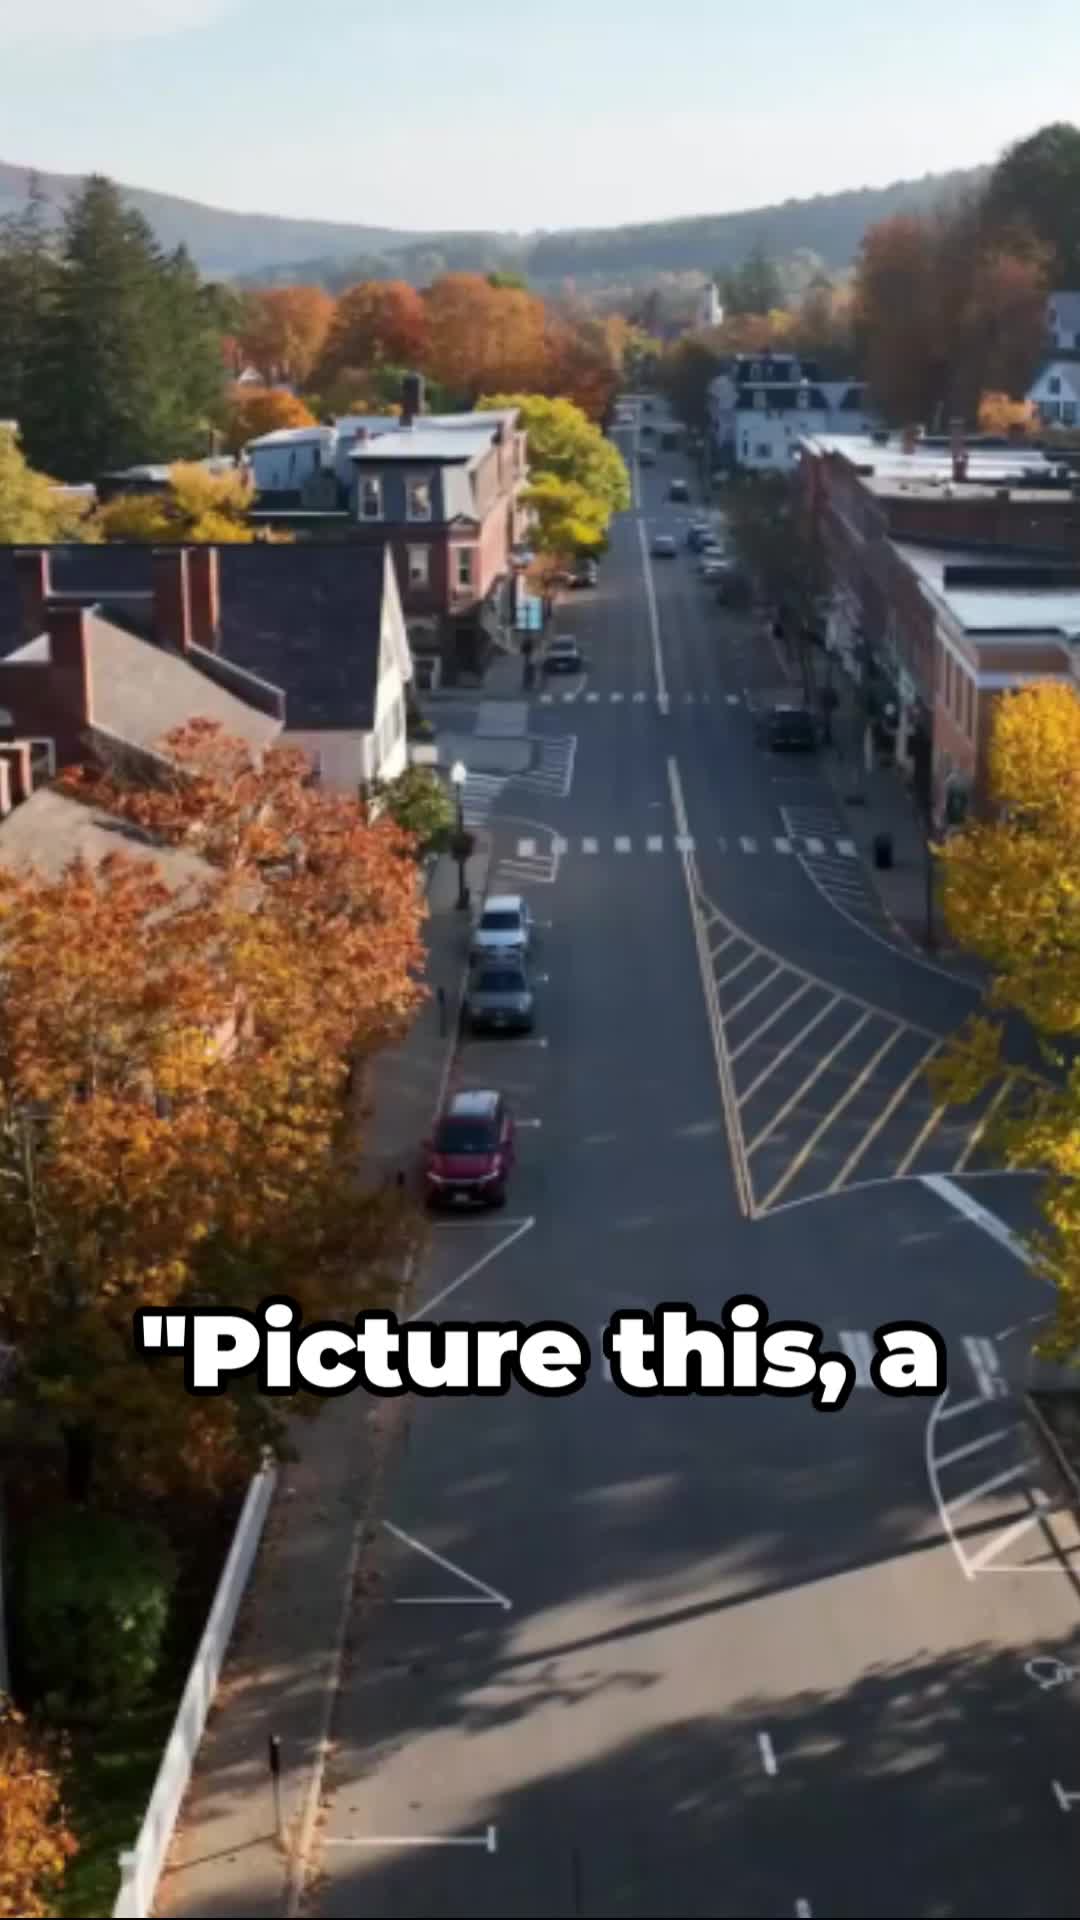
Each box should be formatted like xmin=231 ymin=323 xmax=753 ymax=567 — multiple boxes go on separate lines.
xmin=95 ymin=463 xmax=259 ymax=543
xmin=0 ymin=1700 xmax=77 ymax=1919
xmin=977 ymin=390 xmax=1039 ymax=436
xmin=931 ymin=681 xmax=1080 ymax=1351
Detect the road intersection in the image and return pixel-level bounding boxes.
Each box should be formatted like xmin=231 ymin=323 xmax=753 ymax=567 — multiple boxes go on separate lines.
xmin=300 ymin=405 xmax=1080 ymax=1919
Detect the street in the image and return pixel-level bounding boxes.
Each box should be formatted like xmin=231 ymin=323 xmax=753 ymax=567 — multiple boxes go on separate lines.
xmin=305 ymin=408 xmax=1080 ymax=1919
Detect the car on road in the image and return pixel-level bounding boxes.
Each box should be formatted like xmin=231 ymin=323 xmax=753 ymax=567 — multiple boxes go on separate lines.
xmin=687 ymin=523 xmax=714 ymax=550
xmin=702 ymin=558 xmax=733 ymax=583
xmin=424 ymin=1088 xmax=516 ymax=1209
xmin=699 ymin=548 xmax=728 ymax=575
xmin=753 ymin=703 xmax=818 ymax=751
xmin=470 ymin=893 xmax=533 ymax=963
xmin=542 ymin=635 xmax=585 ymax=675
xmin=637 ymin=447 xmax=656 ymax=466
xmin=464 ymin=960 xmax=535 ymax=1035
xmin=668 ymin=478 xmax=690 ymax=502
xmin=568 ymin=558 xmax=599 ymax=589
xmin=652 ymin=533 xmax=677 ymax=557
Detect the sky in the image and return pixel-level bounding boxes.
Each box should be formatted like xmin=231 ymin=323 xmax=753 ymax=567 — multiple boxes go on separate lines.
xmin=3 ymin=0 xmax=1080 ymax=234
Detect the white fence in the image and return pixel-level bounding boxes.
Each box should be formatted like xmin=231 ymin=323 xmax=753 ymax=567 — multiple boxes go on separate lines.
xmin=113 ymin=1461 xmax=278 ymax=1919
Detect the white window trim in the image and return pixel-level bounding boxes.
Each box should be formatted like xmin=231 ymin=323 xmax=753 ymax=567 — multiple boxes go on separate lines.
xmin=359 ymin=476 xmax=383 ymax=521
xmin=407 ymin=543 xmax=430 ymax=587
xmin=406 ymin=474 xmax=434 ymax=523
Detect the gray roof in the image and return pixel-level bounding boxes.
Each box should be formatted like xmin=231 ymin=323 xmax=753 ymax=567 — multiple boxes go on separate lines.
xmin=348 ymin=428 xmax=494 ymax=463
xmin=4 ymin=611 xmax=283 ymax=757
xmin=897 ymin=541 xmax=1080 ymax=635
xmin=0 ymin=787 xmax=217 ymax=891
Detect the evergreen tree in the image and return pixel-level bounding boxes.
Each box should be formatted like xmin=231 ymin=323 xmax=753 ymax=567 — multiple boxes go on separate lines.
xmin=719 ymin=246 xmax=784 ymax=317
xmin=0 ymin=172 xmax=58 ymax=429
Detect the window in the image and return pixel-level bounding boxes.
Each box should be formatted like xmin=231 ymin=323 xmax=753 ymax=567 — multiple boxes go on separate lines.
xmin=406 ymin=474 xmax=433 ymax=521
xmin=1049 ymin=375 xmax=1061 ymax=396
xmin=1065 ymin=403 xmax=1077 ymax=427
xmin=359 ymin=476 xmax=382 ymax=520
xmin=407 ymin=544 xmax=430 ymax=588
xmin=756 ymin=442 xmax=770 ymax=459
xmin=456 ymin=546 xmax=474 ymax=589
xmin=28 ymin=738 xmax=56 ymax=779
xmin=1043 ymin=402 xmax=1061 ymax=425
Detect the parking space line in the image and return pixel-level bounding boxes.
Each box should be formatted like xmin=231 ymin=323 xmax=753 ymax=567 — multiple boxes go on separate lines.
xmin=760 ymin=1024 xmax=905 ymax=1210
xmin=839 ymin=1329 xmax=874 ymax=1386
xmin=828 ymin=1037 xmax=941 ymax=1191
xmin=615 ymin=837 xmax=631 ymax=854
xmin=737 ymin=996 xmax=842 ymax=1107
xmin=939 ymin=1394 xmax=996 ymax=1422
xmin=946 ymin=1460 xmax=1040 ymax=1513
xmin=966 ymin=1507 xmax=1048 ymax=1574
xmin=935 ymin=1429 xmax=1014 ymax=1469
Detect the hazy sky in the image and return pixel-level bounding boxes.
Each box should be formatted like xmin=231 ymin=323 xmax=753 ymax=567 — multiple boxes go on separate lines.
xmin=2 ymin=0 xmax=1078 ymax=233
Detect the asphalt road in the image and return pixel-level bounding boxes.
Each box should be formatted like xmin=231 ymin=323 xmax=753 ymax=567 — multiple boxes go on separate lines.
xmin=308 ymin=405 xmax=1080 ymax=1918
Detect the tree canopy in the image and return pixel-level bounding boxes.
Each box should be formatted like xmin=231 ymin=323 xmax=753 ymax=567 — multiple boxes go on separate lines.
xmin=985 ymin=121 xmax=1080 ymax=286
xmin=477 ymin=391 xmax=629 ymax=558
xmin=95 ymin=462 xmax=266 ymax=543
xmin=0 ymin=427 xmax=98 ymax=544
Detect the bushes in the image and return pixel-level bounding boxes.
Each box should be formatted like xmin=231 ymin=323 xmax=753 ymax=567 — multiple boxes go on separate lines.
xmin=0 ymin=1699 xmax=77 ymax=1919
xmin=19 ymin=1511 xmax=177 ymax=1724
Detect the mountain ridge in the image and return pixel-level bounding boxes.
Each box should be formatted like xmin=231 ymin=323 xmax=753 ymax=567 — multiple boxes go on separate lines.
xmin=0 ymin=156 xmax=989 ymax=285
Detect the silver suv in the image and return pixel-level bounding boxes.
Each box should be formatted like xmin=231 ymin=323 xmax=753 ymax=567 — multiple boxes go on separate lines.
xmin=469 ymin=894 xmax=533 ymax=964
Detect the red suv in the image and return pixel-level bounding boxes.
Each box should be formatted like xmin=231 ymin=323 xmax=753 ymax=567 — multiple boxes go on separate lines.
xmin=424 ymin=1089 xmax=515 ymax=1209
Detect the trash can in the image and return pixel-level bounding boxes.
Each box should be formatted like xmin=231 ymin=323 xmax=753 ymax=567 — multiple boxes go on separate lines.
xmin=873 ymin=832 xmax=893 ymax=870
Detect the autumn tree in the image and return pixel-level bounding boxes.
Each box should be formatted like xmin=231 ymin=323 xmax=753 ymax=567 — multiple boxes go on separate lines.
xmin=478 ymin=391 xmax=629 ymax=559
xmin=977 ymin=391 xmax=1039 ymax=437
xmin=316 ymin=279 xmax=428 ymax=383
xmin=424 ymin=274 xmax=550 ymax=401
xmin=0 ymin=725 xmax=426 ymax=1501
xmin=95 ymin=462 xmax=261 ymax=542
xmin=0 ymin=1700 xmax=77 ymax=1919
xmin=225 ymin=387 xmax=317 ymax=452
xmin=236 ymin=285 xmax=334 ymax=386
xmin=0 ymin=426 xmax=98 ymax=543
xmin=931 ymin=683 xmax=1080 ymax=1352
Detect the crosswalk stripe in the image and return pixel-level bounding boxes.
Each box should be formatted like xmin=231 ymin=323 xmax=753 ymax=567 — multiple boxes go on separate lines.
xmin=962 ymin=1336 xmax=1002 ymax=1400
xmin=611 ymin=692 xmax=624 ymax=703
xmin=583 ymin=838 xmax=598 ymax=854
xmin=539 ymin=694 xmax=553 ymax=704
xmin=839 ymin=1330 xmax=874 ymax=1387
xmin=647 ymin=836 xmax=663 ymax=853
xmin=615 ymin=837 xmax=631 ymax=853
xmin=740 ymin=836 xmax=757 ymax=853
xmin=633 ymin=691 xmax=647 ymax=703
xmin=561 ymin=692 xmax=574 ymax=702
xmin=586 ymin=692 xmax=599 ymax=703
xmin=726 ymin=694 xmax=740 ymax=705
xmin=774 ymin=837 xmax=791 ymax=854
xmin=517 ymin=838 xmax=537 ymax=858
xmin=552 ymin=836 xmax=568 ymax=855
xmin=675 ymin=835 xmax=695 ymax=852
xmin=837 ymin=839 xmax=857 ymax=857
xmin=805 ymin=837 xmax=825 ymax=855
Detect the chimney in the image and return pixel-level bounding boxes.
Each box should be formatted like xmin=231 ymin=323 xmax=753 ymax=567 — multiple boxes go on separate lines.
xmin=45 ymin=604 xmax=93 ymax=725
xmin=900 ymin=424 xmax=919 ymax=456
xmin=400 ymin=370 xmax=424 ymax=427
xmin=152 ymin=548 xmax=192 ymax=653
xmin=950 ymin=417 xmax=968 ymax=483
xmin=0 ymin=742 xmax=32 ymax=804
xmin=14 ymin=549 xmax=51 ymax=644
xmin=188 ymin=546 xmax=220 ymax=653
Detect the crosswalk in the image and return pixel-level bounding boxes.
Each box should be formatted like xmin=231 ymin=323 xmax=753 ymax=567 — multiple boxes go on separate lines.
xmin=461 ymin=772 xmax=508 ymax=829
xmin=778 ymin=798 xmax=890 ymax=938
xmin=460 ymin=737 xmax=577 ymax=829
xmin=840 ymin=1329 xmax=1002 ymax=1392
xmin=536 ymin=690 xmax=735 ymax=706
xmin=507 ymin=832 xmax=858 ymax=860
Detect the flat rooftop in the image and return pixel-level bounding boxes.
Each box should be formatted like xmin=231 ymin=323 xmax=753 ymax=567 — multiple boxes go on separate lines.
xmin=897 ymin=540 xmax=1080 ymax=636
xmin=802 ymin=432 xmax=1075 ymax=501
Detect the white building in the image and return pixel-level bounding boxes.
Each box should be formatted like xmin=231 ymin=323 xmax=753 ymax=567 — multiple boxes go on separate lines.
xmin=1047 ymin=292 xmax=1080 ymax=353
xmin=708 ymin=354 xmax=876 ymax=473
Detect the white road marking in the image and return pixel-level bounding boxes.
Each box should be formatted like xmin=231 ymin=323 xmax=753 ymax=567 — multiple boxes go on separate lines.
xmin=739 ymin=836 xmax=757 ymax=853
xmin=716 ymin=951 xmax=758 ymax=991
xmin=952 ymin=1074 xmax=1014 ymax=1174
xmin=921 ymin=1175 xmax=1029 ymax=1262
xmin=539 ymin=693 xmax=553 ymax=704
xmin=517 ymin=1117 xmax=543 ymax=1127
xmin=774 ymin=837 xmax=792 ymax=853
xmin=726 ymin=693 xmax=740 ymax=705
xmin=836 ymin=838 xmax=857 ymax=856
xmin=894 ymin=1102 xmax=946 ymax=1177
xmin=1054 ymin=1781 xmax=1080 ymax=1813
xmin=552 ymin=836 xmax=568 ymax=855
xmin=962 ymin=1334 xmax=1000 ymax=1399
xmin=804 ymin=836 xmax=825 ymax=854
xmin=938 ymin=1394 xmax=996 ymax=1422
xmin=410 ymin=1217 xmax=536 ymax=1320
xmin=384 ymin=1523 xmax=512 ymax=1610
xmin=730 ymin=980 xmax=814 ymax=1063
xmin=583 ymin=837 xmax=598 ymax=854
xmin=611 ymin=691 xmax=624 ymax=703
xmin=946 ymin=1460 xmax=1040 ymax=1513
xmin=965 ymin=1506 xmax=1049 ymax=1575
xmin=757 ymin=1731 xmax=778 ymax=1776
xmin=634 ymin=690 xmax=647 ymax=702
xmin=935 ymin=1430 xmax=1013 ymax=1469
xmin=324 ymin=1826 xmax=498 ymax=1851
xmin=516 ymin=838 xmax=537 ymax=858
xmin=675 ymin=834 xmax=695 ymax=852
xmin=637 ymin=518 xmax=670 ymax=713
xmin=727 ymin=964 xmax=783 ymax=1021
xmin=839 ymin=1329 xmax=874 ymax=1386
xmin=795 ymin=1902 xmax=813 ymax=1918
xmin=586 ymin=691 xmax=599 ymax=703
xmin=647 ymin=835 xmax=663 ymax=852
xmin=615 ymin=836 xmax=631 ymax=853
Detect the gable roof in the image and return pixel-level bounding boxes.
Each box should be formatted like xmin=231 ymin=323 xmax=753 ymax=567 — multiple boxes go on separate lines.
xmin=3 ymin=607 xmax=283 ymax=757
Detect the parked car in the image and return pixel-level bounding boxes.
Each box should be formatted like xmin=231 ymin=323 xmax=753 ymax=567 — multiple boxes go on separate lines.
xmin=542 ymin=635 xmax=585 ymax=674
xmin=753 ymin=704 xmax=818 ymax=751
xmin=465 ymin=960 xmax=535 ymax=1034
xmin=669 ymin=478 xmax=690 ymax=502
xmin=569 ymin=558 xmax=599 ymax=589
xmin=470 ymin=893 xmax=533 ymax=963
xmin=702 ymin=559 xmax=733 ymax=583
xmin=652 ymin=533 xmax=677 ymax=557
xmin=424 ymin=1088 xmax=516 ymax=1209
xmin=638 ymin=448 xmax=656 ymax=466
xmin=687 ymin=523 xmax=713 ymax=551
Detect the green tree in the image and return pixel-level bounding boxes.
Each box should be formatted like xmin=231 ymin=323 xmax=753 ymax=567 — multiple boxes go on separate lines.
xmin=658 ymin=335 xmax=729 ymax=431
xmin=0 ymin=172 xmax=57 ymax=429
xmin=25 ymin=176 xmax=224 ymax=481
xmin=488 ymin=269 xmax=528 ymax=290
xmin=985 ymin=121 xmax=1080 ymax=285
xmin=370 ymin=766 xmax=455 ymax=855
xmin=0 ymin=426 xmax=98 ymax=543
xmin=478 ymin=391 xmax=629 ymax=517
xmin=719 ymin=246 xmax=783 ymax=317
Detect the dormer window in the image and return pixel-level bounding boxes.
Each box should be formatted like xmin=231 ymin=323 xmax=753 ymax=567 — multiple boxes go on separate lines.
xmin=750 ymin=363 xmax=762 ymax=381
xmin=1049 ymin=375 xmax=1062 ymax=396
xmin=359 ymin=476 xmax=382 ymax=520
xmin=406 ymin=474 xmax=433 ymax=522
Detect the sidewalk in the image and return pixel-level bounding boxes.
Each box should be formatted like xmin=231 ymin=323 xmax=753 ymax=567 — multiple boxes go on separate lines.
xmin=156 ymin=841 xmax=491 ymax=1920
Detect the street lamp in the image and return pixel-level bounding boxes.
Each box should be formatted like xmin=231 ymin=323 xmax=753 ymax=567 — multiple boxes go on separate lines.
xmin=450 ymin=760 xmax=469 ymax=910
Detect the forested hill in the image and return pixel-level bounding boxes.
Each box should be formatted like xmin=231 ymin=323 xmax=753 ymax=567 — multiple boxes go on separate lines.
xmin=0 ymin=156 xmax=986 ymax=285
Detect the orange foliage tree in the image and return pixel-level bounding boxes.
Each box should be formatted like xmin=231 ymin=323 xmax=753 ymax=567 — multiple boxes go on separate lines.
xmin=0 ymin=1700 xmax=77 ymax=1919
xmin=316 ymin=279 xmax=429 ymax=382
xmin=236 ymin=286 xmax=335 ymax=386
xmin=0 ymin=724 xmax=426 ymax=1501
xmin=977 ymin=390 xmax=1039 ymax=436
xmin=225 ymin=386 xmax=318 ymax=451
xmin=423 ymin=273 xmax=551 ymax=401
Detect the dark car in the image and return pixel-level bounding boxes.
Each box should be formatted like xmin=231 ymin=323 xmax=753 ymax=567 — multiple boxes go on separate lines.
xmin=754 ymin=704 xmax=818 ymax=752
xmin=652 ymin=533 xmax=677 ymax=557
xmin=424 ymin=1088 xmax=516 ymax=1209
xmin=637 ymin=448 xmax=656 ymax=466
xmin=543 ymin=636 xmax=585 ymax=674
xmin=669 ymin=478 xmax=690 ymax=502
xmin=464 ymin=960 xmax=535 ymax=1034
xmin=569 ymin=558 xmax=599 ymax=589
xmin=687 ymin=523 xmax=713 ymax=550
